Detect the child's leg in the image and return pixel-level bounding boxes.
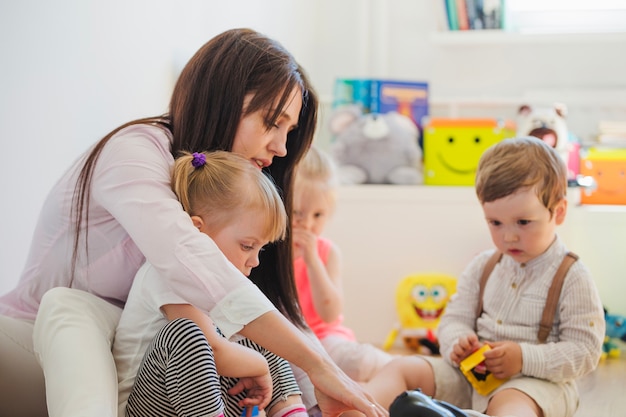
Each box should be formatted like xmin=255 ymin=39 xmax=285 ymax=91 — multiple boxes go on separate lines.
xmin=127 ymin=318 xmax=224 ymax=417
xmin=321 ymin=336 xmax=394 ymax=382
xmin=362 ymin=355 xmax=436 ymax=409
xmin=487 ymin=389 xmax=542 ymax=417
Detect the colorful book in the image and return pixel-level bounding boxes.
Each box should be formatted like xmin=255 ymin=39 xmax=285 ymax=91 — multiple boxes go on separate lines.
xmin=445 ymin=0 xmax=459 ymax=30
xmin=369 ymin=79 xmax=429 ymax=132
xmin=332 ymin=78 xmax=372 ymax=112
xmin=456 ymin=0 xmax=470 ymax=30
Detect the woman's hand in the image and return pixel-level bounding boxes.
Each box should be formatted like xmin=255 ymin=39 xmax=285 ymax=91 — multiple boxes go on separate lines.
xmin=308 ymin=360 xmax=388 ymax=417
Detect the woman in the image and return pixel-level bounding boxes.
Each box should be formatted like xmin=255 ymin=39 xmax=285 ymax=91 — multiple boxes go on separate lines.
xmin=0 ymin=28 xmax=386 ymax=417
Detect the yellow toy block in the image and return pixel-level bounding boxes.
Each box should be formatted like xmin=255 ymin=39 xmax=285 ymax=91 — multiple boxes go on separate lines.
xmin=423 ymin=118 xmax=516 ymax=186
xmin=459 ymin=345 xmax=508 ymax=396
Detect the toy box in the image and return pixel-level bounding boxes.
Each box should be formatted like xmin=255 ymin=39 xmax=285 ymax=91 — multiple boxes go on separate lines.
xmin=579 ymin=147 xmax=626 ymax=205
xmin=423 ymin=118 xmax=516 ymax=186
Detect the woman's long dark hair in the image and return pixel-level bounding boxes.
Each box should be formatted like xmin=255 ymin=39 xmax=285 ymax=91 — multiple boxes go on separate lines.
xmin=71 ymin=28 xmax=318 ymax=328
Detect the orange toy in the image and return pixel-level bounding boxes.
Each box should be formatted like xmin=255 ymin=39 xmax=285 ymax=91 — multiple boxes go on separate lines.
xmin=580 ymin=148 xmax=626 ymax=205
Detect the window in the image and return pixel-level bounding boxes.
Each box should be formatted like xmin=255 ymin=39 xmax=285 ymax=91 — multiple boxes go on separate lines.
xmin=505 ymin=0 xmax=626 ymax=34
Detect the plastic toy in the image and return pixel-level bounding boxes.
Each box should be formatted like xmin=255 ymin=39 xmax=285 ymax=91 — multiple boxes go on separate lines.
xmin=579 ymin=148 xmax=626 ymax=205
xmin=606 ymin=311 xmax=626 ymax=341
xmin=329 ymin=105 xmax=423 ymax=185
xmin=240 ymin=406 xmax=259 ymax=417
xmin=423 ymin=118 xmax=515 ymax=186
xmin=384 ymin=273 xmax=456 ymax=354
xmin=602 ymin=308 xmax=626 ymax=359
xmin=389 ymin=389 xmax=467 ymax=417
xmin=459 ymin=345 xmax=507 ymax=396
xmin=516 ymin=103 xmax=569 ymax=164
xmin=602 ymin=336 xmax=621 ymax=360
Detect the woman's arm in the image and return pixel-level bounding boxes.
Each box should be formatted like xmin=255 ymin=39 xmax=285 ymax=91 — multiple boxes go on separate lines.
xmin=239 ymin=310 xmax=387 ymax=417
xmin=162 ymin=303 xmax=269 ymax=378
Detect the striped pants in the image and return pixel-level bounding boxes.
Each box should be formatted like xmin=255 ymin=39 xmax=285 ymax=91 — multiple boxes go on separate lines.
xmin=126 ymin=318 xmax=301 ymax=417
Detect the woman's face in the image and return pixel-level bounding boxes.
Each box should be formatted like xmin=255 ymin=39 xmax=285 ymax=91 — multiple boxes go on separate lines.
xmin=232 ymin=87 xmax=302 ymax=169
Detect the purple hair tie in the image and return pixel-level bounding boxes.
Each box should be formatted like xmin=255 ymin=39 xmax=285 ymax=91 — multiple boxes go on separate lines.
xmin=191 ymin=152 xmax=206 ymax=168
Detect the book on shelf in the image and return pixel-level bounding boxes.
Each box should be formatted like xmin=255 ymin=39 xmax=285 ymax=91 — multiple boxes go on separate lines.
xmin=369 ymin=79 xmax=429 ymax=133
xmin=441 ymin=0 xmax=503 ymax=31
xmin=456 ymin=0 xmax=470 ymax=30
xmin=331 ymin=78 xmax=429 ymax=148
xmin=596 ymin=120 xmax=626 ymax=147
xmin=332 ymin=78 xmax=372 ymax=113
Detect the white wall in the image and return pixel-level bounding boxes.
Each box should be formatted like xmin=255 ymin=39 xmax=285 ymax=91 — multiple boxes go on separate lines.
xmin=0 ymin=0 xmax=321 ymax=294
xmin=2 ymin=1 xmax=625 ymax=306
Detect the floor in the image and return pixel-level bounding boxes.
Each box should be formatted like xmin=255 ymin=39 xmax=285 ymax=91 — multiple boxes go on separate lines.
xmin=574 ymin=355 xmax=626 ymax=417
xmin=387 ymin=343 xmax=626 ymax=417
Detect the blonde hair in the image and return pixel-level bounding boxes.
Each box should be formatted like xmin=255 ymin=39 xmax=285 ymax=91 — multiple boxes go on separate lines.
xmin=294 ymin=145 xmax=339 ymax=193
xmin=475 ymin=136 xmax=567 ymax=216
xmin=172 ymin=151 xmax=287 ymax=242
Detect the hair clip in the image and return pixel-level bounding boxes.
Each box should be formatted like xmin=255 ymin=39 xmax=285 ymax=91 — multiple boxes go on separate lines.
xmin=191 ymin=152 xmax=206 ymax=168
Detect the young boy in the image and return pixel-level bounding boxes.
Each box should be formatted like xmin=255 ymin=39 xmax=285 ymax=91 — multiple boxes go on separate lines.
xmin=365 ymin=136 xmax=605 ymax=417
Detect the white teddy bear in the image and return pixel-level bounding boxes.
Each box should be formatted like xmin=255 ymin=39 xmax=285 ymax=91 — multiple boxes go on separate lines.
xmin=516 ymin=103 xmax=569 ymax=165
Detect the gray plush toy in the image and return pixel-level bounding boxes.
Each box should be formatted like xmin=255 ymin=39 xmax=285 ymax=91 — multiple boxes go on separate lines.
xmin=329 ymin=105 xmax=423 ymax=185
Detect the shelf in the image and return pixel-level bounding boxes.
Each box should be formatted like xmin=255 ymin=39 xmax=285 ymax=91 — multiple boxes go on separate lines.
xmin=430 ymin=30 xmax=626 ymax=46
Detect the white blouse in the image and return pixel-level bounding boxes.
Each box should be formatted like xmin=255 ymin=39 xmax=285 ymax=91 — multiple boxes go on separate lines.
xmin=0 ymin=124 xmax=274 ymax=337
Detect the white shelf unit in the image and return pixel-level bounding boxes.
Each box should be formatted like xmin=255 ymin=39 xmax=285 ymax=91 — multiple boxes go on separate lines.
xmin=429 ymin=30 xmax=626 ymax=46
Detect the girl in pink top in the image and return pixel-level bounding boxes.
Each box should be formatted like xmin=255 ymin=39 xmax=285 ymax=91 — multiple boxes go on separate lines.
xmin=293 ymin=146 xmax=393 ymax=383
xmin=0 ymin=29 xmax=386 ymax=417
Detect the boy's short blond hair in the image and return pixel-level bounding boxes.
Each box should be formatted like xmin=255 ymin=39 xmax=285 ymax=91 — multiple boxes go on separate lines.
xmin=475 ymin=136 xmax=567 ymax=215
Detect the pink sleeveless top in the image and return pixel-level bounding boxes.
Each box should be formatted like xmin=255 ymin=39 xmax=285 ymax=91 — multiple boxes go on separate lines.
xmin=294 ymin=237 xmax=355 ymax=341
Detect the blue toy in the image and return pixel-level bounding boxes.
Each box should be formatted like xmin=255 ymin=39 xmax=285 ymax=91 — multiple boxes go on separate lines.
xmin=390 ymin=389 xmax=467 ymax=417
xmin=602 ymin=308 xmax=625 ymax=359
xmin=605 ymin=312 xmax=626 ymax=341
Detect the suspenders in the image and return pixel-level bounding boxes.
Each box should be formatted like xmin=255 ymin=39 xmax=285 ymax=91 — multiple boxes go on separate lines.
xmin=476 ymin=251 xmax=579 ymax=343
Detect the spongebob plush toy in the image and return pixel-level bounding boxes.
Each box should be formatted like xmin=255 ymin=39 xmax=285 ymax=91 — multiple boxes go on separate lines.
xmin=384 ymin=273 xmax=457 ymax=354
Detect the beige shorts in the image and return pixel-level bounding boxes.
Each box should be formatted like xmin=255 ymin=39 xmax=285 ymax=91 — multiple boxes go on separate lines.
xmin=422 ymin=356 xmax=579 ymax=417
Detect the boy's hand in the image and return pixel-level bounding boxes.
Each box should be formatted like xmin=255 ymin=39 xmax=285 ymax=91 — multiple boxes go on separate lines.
xmin=450 ymin=334 xmax=481 ymax=365
xmin=483 ymin=340 xmax=522 ymax=379
xmin=228 ymin=372 xmax=273 ymax=411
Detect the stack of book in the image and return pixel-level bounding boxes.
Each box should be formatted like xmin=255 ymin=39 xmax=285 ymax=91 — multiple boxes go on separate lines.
xmin=596 ymin=120 xmax=626 ymax=148
xmin=438 ymin=0 xmax=504 ymax=31
xmin=332 ymin=78 xmax=429 ymax=136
